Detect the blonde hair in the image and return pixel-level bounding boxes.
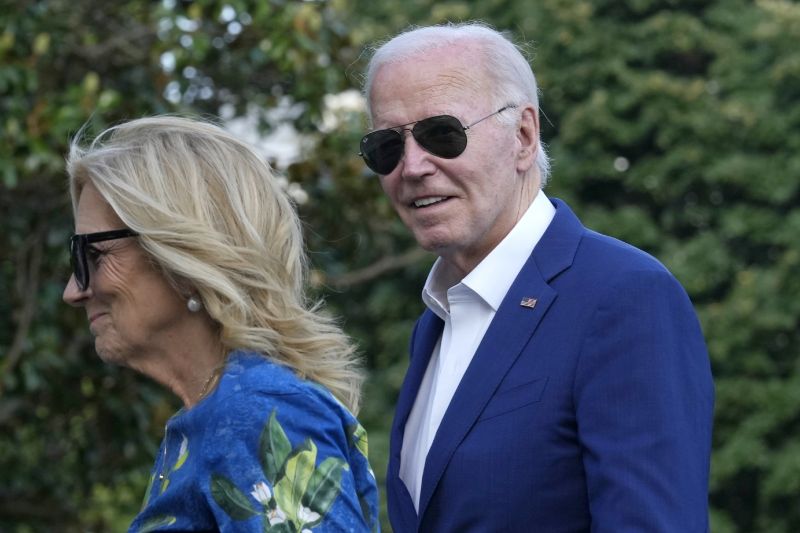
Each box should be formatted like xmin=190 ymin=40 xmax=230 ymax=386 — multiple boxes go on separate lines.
xmin=67 ymin=116 xmax=363 ymax=413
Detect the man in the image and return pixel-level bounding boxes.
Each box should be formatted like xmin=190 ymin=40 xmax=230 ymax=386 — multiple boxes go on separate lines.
xmin=360 ymin=22 xmax=714 ymax=532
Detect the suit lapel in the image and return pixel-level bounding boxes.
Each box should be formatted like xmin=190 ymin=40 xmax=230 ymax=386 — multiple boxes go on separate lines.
xmin=388 ymin=310 xmax=443 ymax=529
xmin=392 ymin=310 xmax=443 ymax=450
xmin=416 ymin=198 xmax=584 ymax=522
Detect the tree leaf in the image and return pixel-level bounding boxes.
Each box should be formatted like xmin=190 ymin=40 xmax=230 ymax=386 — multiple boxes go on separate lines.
xmin=273 ymin=439 xmax=317 ymax=522
xmin=260 ymin=409 xmax=292 ymax=485
xmin=210 ymin=474 xmax=258 ymax=520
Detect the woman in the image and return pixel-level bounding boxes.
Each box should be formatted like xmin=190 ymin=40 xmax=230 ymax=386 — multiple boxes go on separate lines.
xmin=63 ymin=116 xmax=379 ymax=532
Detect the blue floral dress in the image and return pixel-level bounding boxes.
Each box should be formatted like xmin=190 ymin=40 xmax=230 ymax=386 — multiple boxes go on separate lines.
xmin=129 ymin=350 xmax=379 ymax=532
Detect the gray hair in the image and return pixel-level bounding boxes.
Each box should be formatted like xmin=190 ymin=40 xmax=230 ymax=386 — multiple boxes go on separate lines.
xmin=363 ymin=21 xmax=551 ymax=184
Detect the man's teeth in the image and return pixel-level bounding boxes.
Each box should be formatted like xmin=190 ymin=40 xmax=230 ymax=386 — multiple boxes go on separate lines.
xmin=414 ymin=196 xmax=447 ymax=208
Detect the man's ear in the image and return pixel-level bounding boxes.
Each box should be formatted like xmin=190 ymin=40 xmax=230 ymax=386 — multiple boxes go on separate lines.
xmin=516 ymin=105 xmax=539 ymax=174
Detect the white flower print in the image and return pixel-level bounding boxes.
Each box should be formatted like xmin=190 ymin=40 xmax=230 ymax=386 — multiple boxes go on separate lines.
xmin=298 ymin=505 xmax=320 ymax=525
xmin=209 ymin=407 xmax=366 ymax=530
xmin=250 ymin=481 xmax=272 ymax=505
xmin=268 ymin=505 xmax=287 ymax=526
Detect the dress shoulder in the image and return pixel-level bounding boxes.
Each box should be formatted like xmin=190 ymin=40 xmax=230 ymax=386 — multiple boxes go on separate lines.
xmin=198 ymin=351 xmax=378 ymax=532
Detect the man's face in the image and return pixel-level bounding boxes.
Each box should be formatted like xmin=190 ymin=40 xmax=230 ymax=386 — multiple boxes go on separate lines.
xmin=369 ymin=45 xmax=538 ymax=276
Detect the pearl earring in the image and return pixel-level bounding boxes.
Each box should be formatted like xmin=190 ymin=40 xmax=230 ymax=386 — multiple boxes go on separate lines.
xmin=187 ymin=295 xmax=203 ymax=313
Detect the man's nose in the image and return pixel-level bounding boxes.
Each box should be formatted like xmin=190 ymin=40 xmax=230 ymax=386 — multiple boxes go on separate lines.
xmin=400 ymin=130 xmax=436 ymax=179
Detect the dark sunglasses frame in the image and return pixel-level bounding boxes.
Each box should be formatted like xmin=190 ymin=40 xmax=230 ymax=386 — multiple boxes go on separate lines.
xmin=69 ymin=229 xmax=139 ymax=291
xmin=359 ymin=104 xmax=517 ymax=175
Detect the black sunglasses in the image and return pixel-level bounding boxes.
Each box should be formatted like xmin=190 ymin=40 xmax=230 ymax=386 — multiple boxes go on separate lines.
xmin=69 ymin=229 xmax=139 ymax=291
xmin=359 ymin=105 xmax=517 ymax=175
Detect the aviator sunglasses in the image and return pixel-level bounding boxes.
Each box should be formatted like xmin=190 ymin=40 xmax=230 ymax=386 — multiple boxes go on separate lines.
xmin=359 ymin=104 xmax=517 ymax=175
xmin=69 ymin=229 xmax=139 ymax=291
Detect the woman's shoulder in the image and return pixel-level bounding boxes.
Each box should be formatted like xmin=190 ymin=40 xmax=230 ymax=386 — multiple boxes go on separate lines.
xmin=153 ymin=352 xmax=378 ymax=533
xmin=192 ymin=351 xmax=370 ymax=476
xmin=221 ymin=350 xmax=302 ymax=390
xmin=207 ymin=350 xmax=353 ymax=423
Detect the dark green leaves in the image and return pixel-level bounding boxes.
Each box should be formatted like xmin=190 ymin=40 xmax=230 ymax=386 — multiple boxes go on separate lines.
xmin=260 ymin=409 xmax=292 ymax=485
xmin=210 ymin=474 xmax=258 ymax=520
xmin=137 ymin=515 xmax=177 ymax=532
xmin=303 ymin=456 xmax=348 ymax=520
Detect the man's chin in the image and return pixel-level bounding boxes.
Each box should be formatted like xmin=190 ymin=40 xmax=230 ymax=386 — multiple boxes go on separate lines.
xmin=412 ymin=229 xmax=452 ymax=253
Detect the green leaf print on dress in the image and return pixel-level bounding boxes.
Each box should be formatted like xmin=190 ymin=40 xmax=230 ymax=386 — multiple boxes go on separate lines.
xmin=211 ymin=408 xmax=350 ymax=531
xmin=347 ymin=423 xmax=369 ymax=465
xmin=137 ymin=515 xmax=177 ymax=532
xmin=157 ymin=434 xmax=189 ymax=495
xmin=303 ymin=456 xmax=348 ymax=522
xmin=211 ymin=474 xmax=259 ymax=520
xmin=136 ymin=434 xmax=189 ymax=530
xmin=261 ymin=410 xmax=292 ymax=485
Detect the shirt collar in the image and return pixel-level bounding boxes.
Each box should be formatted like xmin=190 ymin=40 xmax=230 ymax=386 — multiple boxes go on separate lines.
xmin=422 ymin=191 xmax=556 ymax=317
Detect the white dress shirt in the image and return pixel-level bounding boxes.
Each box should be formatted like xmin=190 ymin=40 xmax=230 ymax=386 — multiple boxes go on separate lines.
xmin=399 ymin=191 xmax=556 ymax=509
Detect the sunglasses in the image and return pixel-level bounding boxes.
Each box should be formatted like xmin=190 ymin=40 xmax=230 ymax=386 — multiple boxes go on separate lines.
xmin=69 ymin=229 xmax=139 ymax=291
xmin=359 ymin=105 xmax=516 ymax=175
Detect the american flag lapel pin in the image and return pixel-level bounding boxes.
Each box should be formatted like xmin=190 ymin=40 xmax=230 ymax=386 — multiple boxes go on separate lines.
xmin=520 ymin=297 xmax=538 ymax=309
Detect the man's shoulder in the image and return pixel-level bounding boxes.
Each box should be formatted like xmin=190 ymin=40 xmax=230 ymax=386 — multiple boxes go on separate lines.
xmin=548 ymin=198 xmax=668 ymax=275
xmin=578 ymin=228 xmax=667 ymax=273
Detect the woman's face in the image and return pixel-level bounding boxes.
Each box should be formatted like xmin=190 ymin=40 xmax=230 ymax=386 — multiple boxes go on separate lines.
xmin=63 ymin=182 xmax=188 ymax=369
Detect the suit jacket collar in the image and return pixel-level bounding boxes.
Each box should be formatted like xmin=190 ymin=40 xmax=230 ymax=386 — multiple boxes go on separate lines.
xmin=532 ymin=198 xmax=583 ymax=282
xmin=388 ymin=310 xmax=443 ymax=530
xmin=388 ymin=198 xmax=585 ymax=528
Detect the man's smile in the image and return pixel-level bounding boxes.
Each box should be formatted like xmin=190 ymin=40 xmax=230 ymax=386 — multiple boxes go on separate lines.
xmin=411 ymin=196 xmax=451 ymax=208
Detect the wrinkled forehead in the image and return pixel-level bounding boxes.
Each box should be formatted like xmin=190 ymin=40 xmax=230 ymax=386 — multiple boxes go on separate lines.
xmin=369 ymin=48 xmax=492 ymax=125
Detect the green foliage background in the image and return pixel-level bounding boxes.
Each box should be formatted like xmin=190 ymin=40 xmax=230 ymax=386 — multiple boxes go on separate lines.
xmin=1 ymin=0 xmax=798 ymax=531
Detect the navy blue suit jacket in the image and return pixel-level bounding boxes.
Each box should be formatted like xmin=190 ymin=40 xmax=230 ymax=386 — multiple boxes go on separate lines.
xmin=386 ymin=199 xmax=714 ymax=532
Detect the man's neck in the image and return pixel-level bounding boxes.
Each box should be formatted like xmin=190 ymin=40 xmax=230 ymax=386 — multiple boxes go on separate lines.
xmin=439 ymin=185 xmax=542 ymax=278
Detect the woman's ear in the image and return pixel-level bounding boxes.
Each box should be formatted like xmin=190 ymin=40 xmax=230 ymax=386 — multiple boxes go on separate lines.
xmin=516 ymin=105 xmax=539 ymax=174
xmin=170 ymin=275 xmax=196 ymax=301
